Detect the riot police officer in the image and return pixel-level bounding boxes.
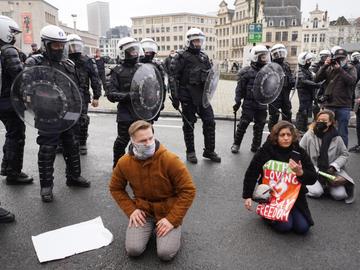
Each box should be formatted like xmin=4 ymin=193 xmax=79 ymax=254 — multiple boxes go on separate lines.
xmin=26 ymin=25 xmax=90 ymax=202
xmin=231 ymin=45 xmax=270 ymax=153
xmin=106 ymin=37 xmax=144 ymax=168
xmin=140 ymin=38 xmax=166 ymax=120
xmin=0 ymin=15 xmax=33 ymax=186
xmin=310 ymin=49 xmax=331 ymax=118
xmin=268 ymin=44 xmax=295 ymax=131
xmin=169 ymin=28 xmax=221 ymax=163
xmin=67 ymin=34 xmax=102 ymax=155
xmin=350 ymin=51 xmax=360 ymax=83
xmin=295 ymin=52 xmax=320 ymax=133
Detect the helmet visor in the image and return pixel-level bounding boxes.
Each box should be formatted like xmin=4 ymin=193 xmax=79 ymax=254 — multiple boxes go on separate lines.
xmin=188 ymin=35 xmax=205 ymax=49
xmin=123 ymin=43 xmax=143 ymax=60
xmin=271 ymin=49 xmax=287 ymax=59
xmin=67 ymin=40 xmax=84 ymax=54
xmin=141 ymin=41 xmax=158 ymax=54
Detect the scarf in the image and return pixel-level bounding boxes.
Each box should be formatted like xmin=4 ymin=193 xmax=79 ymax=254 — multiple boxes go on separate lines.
xmin=317 ymin=126 xmax=338 ymax=171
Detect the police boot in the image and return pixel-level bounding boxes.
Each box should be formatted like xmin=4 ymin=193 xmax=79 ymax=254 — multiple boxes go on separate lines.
xmin=38 ymin=145 xmax=57 ymax=202
xmin=79 ymin=115 xmax=89 ymax=155
xmin=56 ymin=143 xmax=63 ymax=154
xmin=113 ymin=136 xmax=129 ymax=168
xmin=251 ymin=123 xmax=265 ymax=153
xmin=5 ymin=139 xmax=33 ymax=185
xmin=295 ymin=112 xmax=308 ymax=133
xmin=63 ymin=143 xmax=90 ymax=188
xmin=268 ymin=113 xmax=279 ymax=132
xmin=0 ymin=206 xmax=15 ymax=223
xmin=202 ymin=122 xmax=221 ymax=163
xmin=231 ymin=119 xmax=250 ymax=153
xmin=183 ymin=124 xmax=198 ymax=164
xmin=0 ymin=157 xmax=7 ymax=176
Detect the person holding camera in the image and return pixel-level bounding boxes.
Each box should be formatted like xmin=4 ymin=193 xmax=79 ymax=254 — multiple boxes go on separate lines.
xmin=314 ymin=46 xmax=357 ymax=147
xmin=300 ymin=110 xmax=355 ymax=204
xmin=242 ymin=121 xmax=317 ymax=234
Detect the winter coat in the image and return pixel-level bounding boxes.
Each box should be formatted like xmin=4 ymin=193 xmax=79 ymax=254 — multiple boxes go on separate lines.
xmin=354 ymin=80 xmax=360 ymax=112
xmin=242 ymin=140 xmax=317 ymax=225
xmin=315 ymin=63 xmax=357 ymax=108
xmin=299 ymin=129 xmax=354 ymax=185
xmin=109 ymin=142 xmax=196 ymax=228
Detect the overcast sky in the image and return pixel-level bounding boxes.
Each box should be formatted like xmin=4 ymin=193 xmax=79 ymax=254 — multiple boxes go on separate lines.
xmin=46 ymin=0 xmax=359 ymax=31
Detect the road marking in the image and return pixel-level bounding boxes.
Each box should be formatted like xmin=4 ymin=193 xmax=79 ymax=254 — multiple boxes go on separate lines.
xmin=154 ymin=124 xmax=182 ymax=129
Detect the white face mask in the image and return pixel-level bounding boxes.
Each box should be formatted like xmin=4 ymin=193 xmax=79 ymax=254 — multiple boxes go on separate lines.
xmin=132 ymin=140 xmax=156 ymax=160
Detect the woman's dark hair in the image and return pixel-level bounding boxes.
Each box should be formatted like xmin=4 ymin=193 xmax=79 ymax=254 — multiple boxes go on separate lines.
xmin=269 ymin=120 xmax=298 ymax=145
xmin=309 ymin=109 xmax=336 ymax=129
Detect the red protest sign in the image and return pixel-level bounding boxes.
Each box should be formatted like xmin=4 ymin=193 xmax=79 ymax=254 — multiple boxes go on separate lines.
xmin=256 ymin=160 xmax=301 ymax=222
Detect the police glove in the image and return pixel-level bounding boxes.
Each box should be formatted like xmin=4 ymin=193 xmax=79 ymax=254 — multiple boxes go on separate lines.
xmin=233 ymin=102 xmax=241 ymax=113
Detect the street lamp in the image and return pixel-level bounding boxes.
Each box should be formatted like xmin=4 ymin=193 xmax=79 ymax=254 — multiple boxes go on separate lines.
xmin=71 ymin=14 xmax=77 ymax=33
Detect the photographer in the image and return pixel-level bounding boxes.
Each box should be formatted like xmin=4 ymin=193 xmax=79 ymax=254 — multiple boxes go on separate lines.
xmin=314 ymin=46 xmax=357 ymax=147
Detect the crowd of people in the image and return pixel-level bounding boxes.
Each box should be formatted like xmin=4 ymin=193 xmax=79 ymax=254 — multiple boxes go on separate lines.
xmin=0 ymin=14 xmax=358 ymax=261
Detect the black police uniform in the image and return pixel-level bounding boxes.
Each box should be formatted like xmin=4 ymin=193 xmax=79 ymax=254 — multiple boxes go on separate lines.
xmin=25 ymin=54 xmax=89 ymax=190
xmin=268 ymin=61 xmax=295 ymax=131
xmin=70 ymin=54 xmax=102 ymax=150
xmin=233 ymin=62 xmax=267 ymax=152
xmin=106 ymin=61 xmax=143 ymax=168
xmin=169 ymin=48 xmax=220 ymax=161
xmin=295 ymin=64 xmax=320 ymax=132
xmin=0 ymin=44 xmax=32 ymax=184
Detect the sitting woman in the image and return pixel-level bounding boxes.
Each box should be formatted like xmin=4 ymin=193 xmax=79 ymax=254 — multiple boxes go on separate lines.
xmin=242 ymin=121 xmax=317 ymax=234
xmin=299 ymin=110 xmax=355 ymax=204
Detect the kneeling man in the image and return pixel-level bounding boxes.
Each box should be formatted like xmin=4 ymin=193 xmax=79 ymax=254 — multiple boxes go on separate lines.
xmin=109 ymin=120 xmax=196 ymax=261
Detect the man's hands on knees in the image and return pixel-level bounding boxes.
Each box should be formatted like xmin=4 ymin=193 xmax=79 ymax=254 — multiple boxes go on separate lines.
xmin=129 ymin=209 xmax=146 ymax=228
xmin=156 ymin=218 xmax=174 ymax=237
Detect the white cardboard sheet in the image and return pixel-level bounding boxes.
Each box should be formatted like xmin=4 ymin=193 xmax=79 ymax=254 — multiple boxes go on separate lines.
xmin=31 ymin=216 xmax=113 ymax=263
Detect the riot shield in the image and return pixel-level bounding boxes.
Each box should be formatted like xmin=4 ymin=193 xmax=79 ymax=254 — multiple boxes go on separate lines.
xmin=202 ymin=64 xmax=220 ymax=108
xmin=11 ymin=66 xmax=82 ymax=134
xmin=253 ymin=62 xmax=285 ymax=105
xmin=130 ymin=63 xmax=164 ymax=121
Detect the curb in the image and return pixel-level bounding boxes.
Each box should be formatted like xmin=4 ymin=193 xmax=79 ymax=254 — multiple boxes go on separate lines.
xmin=89 ymin=108 xmax=357 ymax=128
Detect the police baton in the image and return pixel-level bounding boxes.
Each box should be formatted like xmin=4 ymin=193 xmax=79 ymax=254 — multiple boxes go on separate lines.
xmin=169 ymin=96 xmax=194 ymax=131
xmin=233 ymin=111 xmax=237 ymax=139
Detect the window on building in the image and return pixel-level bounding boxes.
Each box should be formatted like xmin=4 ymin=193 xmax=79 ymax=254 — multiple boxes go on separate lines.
xmin=161 ymin=45 xmax=165 ymax=51
xmin=311 ymin=34 xmax=317 ymax=43
xmin=282 ymin=31 xmax=288 ymax=41
xmin=291 ymin=19 xmax=297 ymax=26
xmin=173 ymin=26 xmax=178 ymax=32
xmin=174 ymin=45 xmax=178 ymax=50
xmin=179 ymin=35 xmax=183 ymax=41
xmin=291 ymin=31 xmax=298 ymax=41
xmin=167 ymin=45 xmax=170 ymax=50
xmin=320 ymin=33 xmax=326 ymax=42
xmin=161 ymin=27 xmax=165 ymax=33
xmin=133 ymin=29 xmax=137 ymax=34
xmin=146 ymin=28 xmax=150 ymax=34
xmin=313 ymin=18 xmax=319 ymax=29
xmin=201 ymin=18 xmax=204 ymax=23
xmin=174 ymin=36 xmax=178 ymax=41
xmin=266 ymin=32 xmax=272 ymax=42
xmin=156 ymin=27 xmax=160 ymax=33
xmin=280 ymin=20 xmax=285 ymax=27
xmin=156 ymin=37 xmax=160 ymax=42
xmin=268 ymin=20 xmax=274 ymax=27
xmin=290 ymin=46 xmax=297 ymax=56
xmin=166 ymin=36 xmax=170 ymax=41
xmin=275 ymin=32 xmax=281 ymax=42
xmin=161 ymin=36 xmax=165 ymax=42
xmin=179 ymin=45 xmax=183 ymax=49
xmin=139 ymin=29 xmax=142 ymax=34
xmin=179 ymin=26 xmax=183 ymax=32
xmin=166 ymin=27 xmax=170 ymax=32
xmin=304 ymin=34 xmax=309 ymax=43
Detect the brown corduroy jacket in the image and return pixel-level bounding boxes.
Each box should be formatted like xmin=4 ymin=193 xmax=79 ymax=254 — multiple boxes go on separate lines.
xmin=109 ymin=142 xmax=196 ymax=228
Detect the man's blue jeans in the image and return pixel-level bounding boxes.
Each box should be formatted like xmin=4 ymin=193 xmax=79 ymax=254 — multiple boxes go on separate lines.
xmin=325 ymin=107 xmax=350 ymax=147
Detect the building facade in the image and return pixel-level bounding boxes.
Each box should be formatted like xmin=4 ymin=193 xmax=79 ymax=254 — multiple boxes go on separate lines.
xmin=0 ymin=0 xmax=58 ymax=53
xmin=131 ymin=12 xmax=217 ymax=59
xmin=216 ymin=0 xmax=261 ymax=66
xmin=87 ymin=1 xmax=110 ymax=37
xmin=327 ymin=16 xmax=360 ymax=48
xmin=262 ymin=0 xmax=302 ymax=68
xmin=301 ymin=4 xmax=330 ymax=55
